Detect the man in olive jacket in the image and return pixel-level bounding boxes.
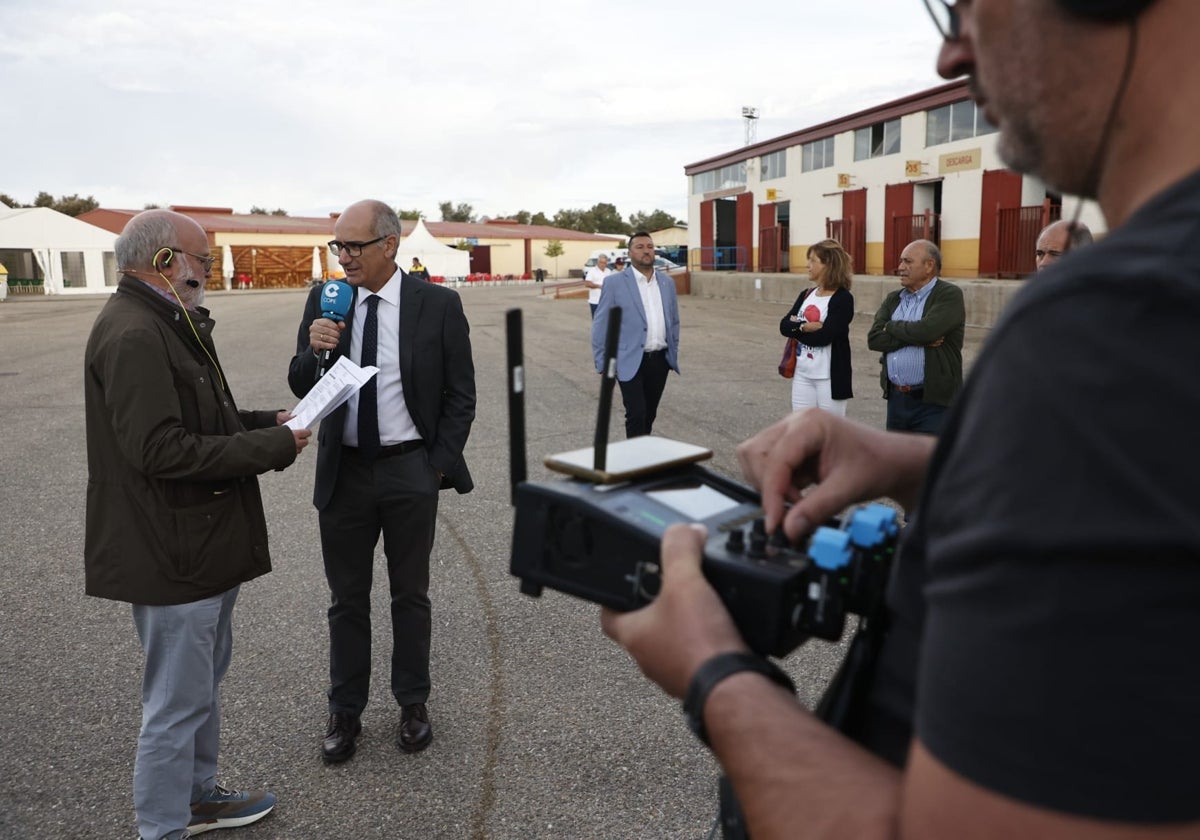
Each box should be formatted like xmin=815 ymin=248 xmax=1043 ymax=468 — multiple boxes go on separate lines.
xmin=866 ymin=239 xmax=965 ymax=434
xmin=84 ymin=210 xmax=310 ymax=840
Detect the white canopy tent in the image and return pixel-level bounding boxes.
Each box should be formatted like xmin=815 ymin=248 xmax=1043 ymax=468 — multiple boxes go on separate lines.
xmin=397 ymin=220 xmax=470 ymax=279
xmin=0 ymin=207 xmax=117 ymax=294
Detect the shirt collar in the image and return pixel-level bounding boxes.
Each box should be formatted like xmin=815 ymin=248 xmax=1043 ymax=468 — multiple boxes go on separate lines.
xmin=358 ymin=265 xmax=403 ymax=308
xmin=904 ymin=276 xmax=939 ymax=300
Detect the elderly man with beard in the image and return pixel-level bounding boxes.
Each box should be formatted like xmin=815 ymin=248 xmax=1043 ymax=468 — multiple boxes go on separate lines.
xmin=84 ymin=209 xmax=310 ymax=840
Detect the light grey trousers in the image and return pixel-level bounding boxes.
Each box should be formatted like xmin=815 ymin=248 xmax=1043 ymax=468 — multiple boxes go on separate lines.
xmin=131 ymin=586 xmax=238 ymax=840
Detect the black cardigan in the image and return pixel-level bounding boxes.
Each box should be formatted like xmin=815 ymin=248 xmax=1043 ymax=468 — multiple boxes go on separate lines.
xmin=779 ymin=286 xmax=855 ymax=400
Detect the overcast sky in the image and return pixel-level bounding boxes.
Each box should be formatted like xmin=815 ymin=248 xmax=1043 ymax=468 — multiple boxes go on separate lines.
xmin=1 ymin=1 xmax=947 ymax=223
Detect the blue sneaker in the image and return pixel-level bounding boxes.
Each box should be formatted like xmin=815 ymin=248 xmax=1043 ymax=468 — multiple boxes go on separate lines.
xmin=188 ymin=784 xmax=276 ymax=835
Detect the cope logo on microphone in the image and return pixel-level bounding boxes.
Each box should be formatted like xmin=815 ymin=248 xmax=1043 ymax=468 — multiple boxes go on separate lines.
xmin=323 ymin=285 xmax=339 ymax=303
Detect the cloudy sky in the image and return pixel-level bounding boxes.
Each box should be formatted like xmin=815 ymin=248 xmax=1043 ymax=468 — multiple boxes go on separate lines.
xmin=1 ymin=0 xmax=947 ymax=223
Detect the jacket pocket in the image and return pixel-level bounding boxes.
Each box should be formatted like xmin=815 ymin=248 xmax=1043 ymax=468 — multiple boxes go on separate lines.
xmin=169 ymin=491 xmax=251 ymax=584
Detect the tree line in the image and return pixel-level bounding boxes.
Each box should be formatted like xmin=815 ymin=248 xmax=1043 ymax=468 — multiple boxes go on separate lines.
xmin=2 ymin=191 xmax=684 ymax=235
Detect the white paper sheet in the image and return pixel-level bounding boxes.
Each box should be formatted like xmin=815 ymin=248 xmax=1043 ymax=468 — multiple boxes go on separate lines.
xmin=284 ymin=356 xmax=379 ymax=430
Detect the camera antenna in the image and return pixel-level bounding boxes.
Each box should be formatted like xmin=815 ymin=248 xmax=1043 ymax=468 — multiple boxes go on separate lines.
xmin=506 ymin=308 xmax=527 ymax=506
xmin=593 ymin=306 xmax=622 ymax=472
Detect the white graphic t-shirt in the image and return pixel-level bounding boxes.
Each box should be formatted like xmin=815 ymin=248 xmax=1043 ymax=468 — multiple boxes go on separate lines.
xmin=795 ymin=291 xmax=832 ymax=380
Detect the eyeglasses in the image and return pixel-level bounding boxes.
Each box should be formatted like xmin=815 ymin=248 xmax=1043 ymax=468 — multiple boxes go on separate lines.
xmin=328 ymin=236 xmax=386 ymax=257
xmin=171 ymin=248 xmax=216 ymax=272
xmin=923 ymin=0 xmax=961 ymax=41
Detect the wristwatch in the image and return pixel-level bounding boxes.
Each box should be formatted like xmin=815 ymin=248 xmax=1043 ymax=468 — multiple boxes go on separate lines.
xmin=683 ymin=651 xmax=796 ymax=747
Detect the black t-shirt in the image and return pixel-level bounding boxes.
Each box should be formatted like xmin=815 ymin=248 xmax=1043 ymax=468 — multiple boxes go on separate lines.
xmin=859 ymin=168 xmax=1200 ymax=823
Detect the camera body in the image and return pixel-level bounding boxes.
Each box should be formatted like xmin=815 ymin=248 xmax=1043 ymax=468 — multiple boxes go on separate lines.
xmin=510 ymin=462 xmax=898 ymax=657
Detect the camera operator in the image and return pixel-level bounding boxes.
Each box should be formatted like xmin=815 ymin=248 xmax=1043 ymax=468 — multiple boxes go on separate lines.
xmin=602 ymin=1 xmax=1200 ymax=837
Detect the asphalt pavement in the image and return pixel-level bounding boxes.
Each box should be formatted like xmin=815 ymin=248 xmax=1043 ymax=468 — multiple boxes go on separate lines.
xmin=0 ymin=284 xmax=987 ymax=839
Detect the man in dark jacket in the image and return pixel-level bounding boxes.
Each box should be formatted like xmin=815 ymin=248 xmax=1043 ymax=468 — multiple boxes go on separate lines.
xmin=84 ymin=209 xmax=310 ymax=840
xmin=866 ymin=239 xmax=965 ymax=434
xmin=289 ymin=199 xmax=476 ymax=764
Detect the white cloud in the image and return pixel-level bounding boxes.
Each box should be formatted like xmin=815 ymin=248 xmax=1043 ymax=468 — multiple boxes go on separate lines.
xmin=0 ymin=0 xmax=946 ymax=221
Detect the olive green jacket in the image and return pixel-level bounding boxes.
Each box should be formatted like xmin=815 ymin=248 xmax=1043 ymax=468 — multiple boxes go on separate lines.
xmin=866 ymin=278 xmax=965 ymax=407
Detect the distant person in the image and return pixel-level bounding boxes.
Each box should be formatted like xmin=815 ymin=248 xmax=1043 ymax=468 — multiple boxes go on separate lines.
xmin=409 ymin=257 xmax=430 ymax=281
xmin=780 ymin=239 xmax=854 ymax=416
xmin=866 ymin=239 xmax=964 ymax=434
xmin=583 ymin=253 xmax=610 ymax=318
xmin=85 ymin=209 xmax=310 ymax=840
xmin=592 ymin=232 xmax=680 ymax=437
xmin=288 ymin=199 xmax=476 ymax=765
xmin=612 ymin=256 xmax=625 ymax=272
xmin=1035 ymin=219 xmax=1094 ymax=271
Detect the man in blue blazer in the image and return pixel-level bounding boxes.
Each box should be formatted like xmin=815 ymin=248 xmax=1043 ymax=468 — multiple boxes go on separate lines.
xmin=591 ymin=231 xmax=681 ymax=437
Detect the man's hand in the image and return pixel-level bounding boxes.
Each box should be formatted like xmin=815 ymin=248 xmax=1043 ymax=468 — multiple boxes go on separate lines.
xmin=601 ymin=524 xmax=748 ymax=698
xmin=736 ymin=410 xmax=935 ymax=541
xmin=309 ymin=317 xmax=345 ymax=354
xmin=293 ymin=428 xmax=312 ymax=453
xmin=927 ymin=336 xmax=945 ymax=348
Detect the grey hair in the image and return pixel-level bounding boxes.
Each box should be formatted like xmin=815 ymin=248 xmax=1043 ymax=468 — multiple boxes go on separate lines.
xmin=116 ymin=211 xmax=178 ymax=270
xmin=915 ymin=239 xmax=942 ymax=272
xmin=364 ymin=200 xmax=403 ymax=241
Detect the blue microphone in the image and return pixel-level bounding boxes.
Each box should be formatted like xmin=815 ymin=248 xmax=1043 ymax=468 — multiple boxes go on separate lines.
xmin=316 ymin=279 xmax=353 ymax=380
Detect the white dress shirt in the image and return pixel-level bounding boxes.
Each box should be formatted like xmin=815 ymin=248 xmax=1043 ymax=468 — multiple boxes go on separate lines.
xmin=636 ymin=269 xmax=667 ymax=351
xmin=344 ymin=268 xmax=421 ymax=446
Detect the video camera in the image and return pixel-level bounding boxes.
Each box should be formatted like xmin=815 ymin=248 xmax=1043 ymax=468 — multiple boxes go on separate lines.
xmin=505 ymin=308 xmax=899 ymax=658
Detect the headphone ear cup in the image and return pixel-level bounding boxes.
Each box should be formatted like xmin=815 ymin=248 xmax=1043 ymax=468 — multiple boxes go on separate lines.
xmin=154 ymin=248 xmax=174 ymax=270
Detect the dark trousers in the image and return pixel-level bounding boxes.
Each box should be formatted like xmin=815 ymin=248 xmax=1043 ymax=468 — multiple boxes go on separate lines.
xmin=589 ymin=303 xmax=598 ymax=318
xmin=885 ymin=388 xmax=948 ymax=435
xmin=318 ymin=447 xmax=440 ymax=715
xmin=618 ymin=349 xmax=671 ymax=438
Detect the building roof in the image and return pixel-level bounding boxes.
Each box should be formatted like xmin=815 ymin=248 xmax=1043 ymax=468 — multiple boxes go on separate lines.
xmin=78 ymin=206 xmax=623 ymax=243
xmin=684 ymin=79 xmax=970 ymax=175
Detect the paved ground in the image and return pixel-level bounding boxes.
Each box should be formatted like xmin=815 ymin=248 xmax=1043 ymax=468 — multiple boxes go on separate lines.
xmin=0 ymin=285 xmax=987 ymax=839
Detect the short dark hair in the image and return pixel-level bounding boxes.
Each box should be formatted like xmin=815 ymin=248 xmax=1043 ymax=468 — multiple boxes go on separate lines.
xmin=628 ymin=231 xmax=652 ymax=246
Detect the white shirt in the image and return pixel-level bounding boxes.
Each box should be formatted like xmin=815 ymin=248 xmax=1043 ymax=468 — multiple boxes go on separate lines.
xmin=344 ymin=268 xmax=421 ymax=446
xmin=585 ymin=266 xmax=608 ymax=305
xmin=636 ymin=269 xmax=667 ymax=351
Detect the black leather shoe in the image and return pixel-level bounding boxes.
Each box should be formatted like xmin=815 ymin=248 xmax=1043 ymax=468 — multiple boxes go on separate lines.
xmin=398 ymin=703 xmax=432 ymax=753
xmin=322 ymin=712 xmax=361 ymax=764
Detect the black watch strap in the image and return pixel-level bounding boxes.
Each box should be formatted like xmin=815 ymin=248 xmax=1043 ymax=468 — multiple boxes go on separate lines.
xmin=683 ymin=651 xmax=796 ymax=747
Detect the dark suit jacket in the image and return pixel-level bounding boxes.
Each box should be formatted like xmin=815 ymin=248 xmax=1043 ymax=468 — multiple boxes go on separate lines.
xmin=288 ymin=271 xmax=476 ymax=509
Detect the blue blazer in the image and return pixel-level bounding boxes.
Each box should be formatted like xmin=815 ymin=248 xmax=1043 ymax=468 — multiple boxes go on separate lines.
xmin=591 ymin=267 xmax=681 ymax=381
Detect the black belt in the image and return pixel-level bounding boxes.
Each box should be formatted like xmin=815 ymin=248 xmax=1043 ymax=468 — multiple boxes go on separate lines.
xmin=644 ymin=348 xmax=667 ymax=356
xmin=892 ymin=384 xmax=924 ymax=396
xmin=346 ymin=440 xmax=424 ymax=458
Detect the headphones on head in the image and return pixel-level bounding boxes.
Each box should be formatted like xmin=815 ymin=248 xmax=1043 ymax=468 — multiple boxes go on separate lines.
xmin=1057 ymin=0 xmax=1156 ymax=21
xmin=153 ymin=247 xmax=174 ymax=271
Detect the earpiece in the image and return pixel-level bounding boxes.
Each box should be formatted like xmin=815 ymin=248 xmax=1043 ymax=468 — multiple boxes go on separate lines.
xmin=153 ymin=248 xmax=174 ymax=271
xmin=1057 ymin=0 xmax=1156 ymax=22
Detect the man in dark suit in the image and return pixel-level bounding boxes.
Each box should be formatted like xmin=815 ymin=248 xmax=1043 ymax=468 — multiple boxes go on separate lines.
xmin=287 ymin=200 xmax=476 ymax=764
xmin=590 ymin=231 xmax=681 ymax=437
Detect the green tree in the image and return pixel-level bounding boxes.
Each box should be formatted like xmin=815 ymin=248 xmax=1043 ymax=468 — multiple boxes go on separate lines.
xmin=0 ymin=193 xmax=24 ymax=208
xmin=530 ymin=211 xmax=551 ymax=227
xmin=628 ymin=209 xmax=682 ymax=233
xmin=0 ymin=191 xmax=98 ymax=215
xmin=143 ymin=203 xmax=162 ymax=210
xmin=588 ymin=203 xmax=627 ymax=235
xmin=551 ymin=208 xmax=591 ymax=232
xmin=544 ymin=239 xmax=565 ymax=278
xmin=439 ymin=201 xmax=476 ymax=222
xmin=396 ymin=207 xmax=424 ymax=220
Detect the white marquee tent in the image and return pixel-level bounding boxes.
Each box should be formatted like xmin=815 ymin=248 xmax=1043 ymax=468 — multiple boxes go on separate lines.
xmin=0 ymin=207 xmax=117 ymax=294
xmin=396 ymin=220 xmax=470 ymax=279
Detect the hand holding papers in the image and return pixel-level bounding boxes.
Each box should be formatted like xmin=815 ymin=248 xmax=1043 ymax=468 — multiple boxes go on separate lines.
xmin=284 ymin=356 xmax=379 ymax=430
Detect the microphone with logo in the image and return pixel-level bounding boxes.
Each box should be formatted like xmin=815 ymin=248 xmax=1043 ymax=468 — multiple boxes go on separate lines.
xmin=315 ymin=279 xmax=353 ymax=381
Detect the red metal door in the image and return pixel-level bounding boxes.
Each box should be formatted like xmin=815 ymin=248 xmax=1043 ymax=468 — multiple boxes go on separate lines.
xmin=758 ymin=203 xmax=777 ymax=271
xmin=842 ymin=189 xmax=867 ymax=274
xmin=979 ymin=169 xmax=1023 ymax=277
xmin=884 ymin=182 xmax=914 ymax=274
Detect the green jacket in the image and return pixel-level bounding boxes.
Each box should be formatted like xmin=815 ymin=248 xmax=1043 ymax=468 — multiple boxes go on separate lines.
xmin=84 ymin=278 xmax=297 ymax=605
xmin=866 ymin=278 xmax=965 ymax=407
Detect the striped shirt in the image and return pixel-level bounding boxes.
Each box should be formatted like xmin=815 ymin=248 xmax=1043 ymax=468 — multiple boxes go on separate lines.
xmin=886 ymin=277 xmax=939 ymax=387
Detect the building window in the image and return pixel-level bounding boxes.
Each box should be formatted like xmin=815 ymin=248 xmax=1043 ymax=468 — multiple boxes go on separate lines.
xmin=103 ymin=251 xmax=119 ymax=286
xmin=925 ymin=100 xmax=997 ymax=146
xmin=691 ymin=161 xmax=748 ymax=194
xmin=60 ymin=251 xmax=86 ymax=288
xmin=801 ymin=137 xmax=835 ymax=172
xmin=853 ymin=119 xmax=900 ymax=161
xmin=760 ymin=149 xmax=787 ymax=181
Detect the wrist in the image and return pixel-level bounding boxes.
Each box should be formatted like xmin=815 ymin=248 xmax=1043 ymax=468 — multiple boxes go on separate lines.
xmin=683 ymin=651 xmax=795 ymax=747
